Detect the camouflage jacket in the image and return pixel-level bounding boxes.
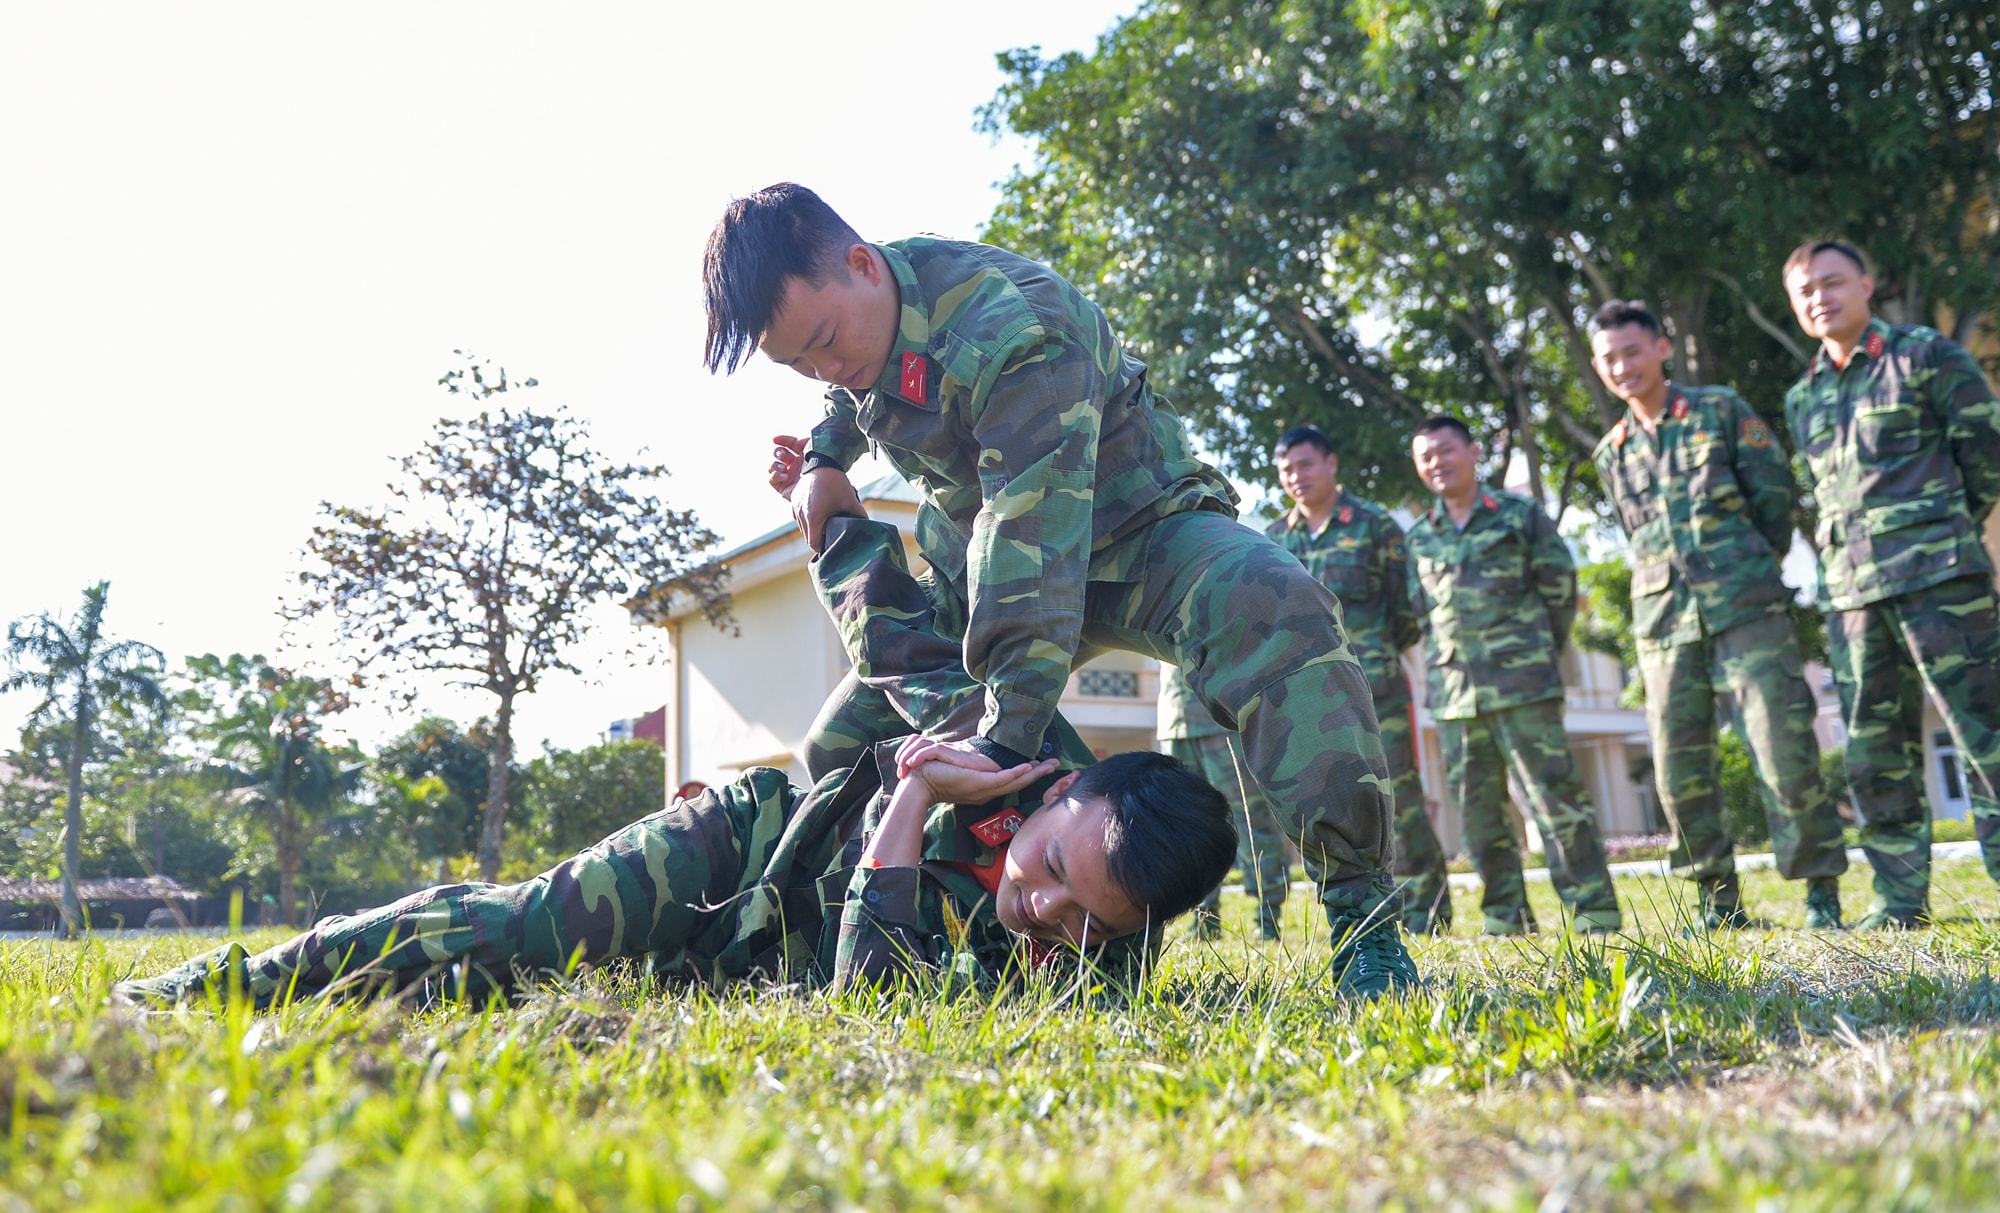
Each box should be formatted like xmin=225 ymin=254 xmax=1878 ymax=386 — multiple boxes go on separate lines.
xmin=1784 ymin=318 xmax=2000 ymax=610
xmin=1405 ymin=490 xmax=1576 ymax=720
xmin=1592 ymin=385 xmax=1797 ymax=647
xmin=1265 ymin=492 xmax=1421 ymax=697
xmin=802 ymin=238 xmax=1237 ymax=759
xmin=693 ymin=749 xmax=1145 ymax=993
xmin=1156 ymin=662 xmax=1226 ymax=740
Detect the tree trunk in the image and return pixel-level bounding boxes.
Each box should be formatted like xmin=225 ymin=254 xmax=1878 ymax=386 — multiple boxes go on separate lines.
xmin=279 ymin=800 xmax=299 ymax=927
xmin=1512 ymin=395 xmax=1546 ymax=507
xmin=478 ymin=693 xmax=516 ymax=882
xmin=151 ymin=797 xmax=165 ymax=876
xmin=59 ymin=691 xmax=91 ymax=937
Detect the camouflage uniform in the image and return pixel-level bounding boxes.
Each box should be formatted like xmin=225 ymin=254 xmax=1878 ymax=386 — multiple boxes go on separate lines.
xmin=1269 ymin=494 xmax=1451 ymax=932
xmin=1406 ymin=491 xmax=1621 ymax=933
xmin=1593 ymin=386 xmax=1847 ymax=923
xmin=1786 ymin=318 xmax=2000 ymax=919
xmin=1159 ymin=664 xmax=1290 ymax=939
xmin=117 ymin=519 xmax=1150 ymax=1009
xmin=798 ymin=238 xmax=1410 ymax=984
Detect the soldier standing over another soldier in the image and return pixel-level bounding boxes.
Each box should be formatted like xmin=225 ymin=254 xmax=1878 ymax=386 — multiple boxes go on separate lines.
xmin=1587 ymin=300 xmax=1848 ymax=930
xmin=1159 ymin=664 xmax=1291 ymax=940
xmin=1405 ymin=416 xmax=1622 ymax=935
xmin=1267 ymin=425 xmax=1452 ymax=934
xmin=1783 ymin=239 xmax=2000 ymax=928
xmin=708 ymin=183 xmax=1416 ymax=995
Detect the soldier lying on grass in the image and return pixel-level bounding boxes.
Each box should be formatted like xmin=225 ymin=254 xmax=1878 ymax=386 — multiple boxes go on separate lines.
xmin=116 ymin=521 xmax=1236 ymax=1010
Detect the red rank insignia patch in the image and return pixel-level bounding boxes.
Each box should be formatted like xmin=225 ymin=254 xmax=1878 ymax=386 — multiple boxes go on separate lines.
xmin=1338 ymin=505 xmax=1353 ymax=525
xmin=1610 ymin=418 xmax=1628 ymax=447
xmin=899 ymin=351 xmax=929 ymax=403
xmin=1741 ymin=417 xmax=1772 ymax=449
xmin=1480 ymin=493 xmax=1497 ymax=510
xmin=969 ymin=808 xmax=1025 ymax=848
xmin=1866 ymin=330 xmax=1885 ymax=359
xmin=1671 ymin=396 xmax=1689 ymax=420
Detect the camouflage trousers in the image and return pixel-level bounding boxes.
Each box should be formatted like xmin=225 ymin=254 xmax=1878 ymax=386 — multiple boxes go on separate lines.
xmin=1639 ymin=610 xmax=1848 ymax=890
xmin=123 ymin=770 xmax=856 ymax=1008
xmin=1376 ymin=678 xmax=1452 ymax=931
xmin=1440 ymin=698 xmax=1621 ymax=932
xmin=807 ymin=509 xmax=1396 ymax=930
xmin=1829 ymin=575 xmax=2000 ymax=912
xmin=1179 ymin=733 xmax=1292 ymax=936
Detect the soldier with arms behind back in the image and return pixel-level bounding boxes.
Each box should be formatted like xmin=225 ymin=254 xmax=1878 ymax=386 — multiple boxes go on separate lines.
xmin=1268 ymin=425 xmax=1452 ymax=934
xmin=1405 ymin=417 xmax=1622 ymax=935
xmin=1587 ymin=299 xmax=1847 ymax=930
xmin=1783 ymin=240 xmax=2000 ymax=928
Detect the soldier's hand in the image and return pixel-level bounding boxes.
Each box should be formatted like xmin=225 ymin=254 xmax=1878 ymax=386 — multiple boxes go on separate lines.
xmin=768 ymin=434 xmax=807 ymax=498
xmin=791 ymin=465 xmax=865 ymax=554
xmin=896 ymin=735 xmax=1054 ymax=804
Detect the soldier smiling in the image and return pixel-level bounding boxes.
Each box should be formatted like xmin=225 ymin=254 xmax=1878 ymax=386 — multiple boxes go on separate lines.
xmin=1587 ymin=299 xmax=1847 ymax=930
xmin=1783 ymin=240 xmax=2000 ymax=928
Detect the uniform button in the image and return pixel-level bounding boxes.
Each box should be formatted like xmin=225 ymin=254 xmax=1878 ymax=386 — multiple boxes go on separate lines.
xmin=1040 ymin=740 xmax=1056 ymax=757
xmin=864 ymin=889 xmax=881 ymax=904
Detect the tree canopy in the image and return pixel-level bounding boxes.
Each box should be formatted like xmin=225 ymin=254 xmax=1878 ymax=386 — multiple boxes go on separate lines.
xmin=983 ymin=0 xmax=1998 ymax=512
xmin=287 ymin=354 xmax=732 ymax=880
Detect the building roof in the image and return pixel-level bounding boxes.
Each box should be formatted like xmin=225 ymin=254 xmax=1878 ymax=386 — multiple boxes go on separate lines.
xmin=632 ymin=473 xmax=922 ymax=625
xmin=0 ymin=875 xmax=199 ymax=903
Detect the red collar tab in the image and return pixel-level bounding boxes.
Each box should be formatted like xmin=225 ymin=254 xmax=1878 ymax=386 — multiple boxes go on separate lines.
xmin=1610 ymin=418 xmax=1628 ymax=448
xmin=1671 ymin=396 xmax=1690 ymax=420
xmin=1866 ymin=329 xmax=1886 ymax=360
xmin=969 ymin=807 xmax=1024 ymax=849
xmin=1480 ymin=493 xmax=1497 ymax=511
xmin=1337 ymin=505 xmax=1353 ymax=525
xmin=899 ymin=351 xmax=930 ymax=403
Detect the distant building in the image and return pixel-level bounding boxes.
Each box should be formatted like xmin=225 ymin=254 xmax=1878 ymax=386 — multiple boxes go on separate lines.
xmin=605 ymin=706 xmax=667 ymax=749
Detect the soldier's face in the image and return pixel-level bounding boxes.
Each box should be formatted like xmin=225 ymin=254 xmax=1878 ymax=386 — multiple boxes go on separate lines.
xmin=1274 ymin=444 xmax=1339 ymax=513
xmin=1411 ymin=429 xmax=1479 ymax=499
xmin=757 ymin=244 xmax=901 ymax=392
xmin=1786 ymin=250 xmax=1874 ymax=345
xmin=995 ymin=775 xmax=1148 ymax=947
xmin=1589 ymin=324 xmax=1673 ymax=405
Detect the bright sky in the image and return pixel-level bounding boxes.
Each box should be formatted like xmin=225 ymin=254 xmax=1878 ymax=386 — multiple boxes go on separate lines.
xmin=0 ymin=1 xmax=1142 ymax=755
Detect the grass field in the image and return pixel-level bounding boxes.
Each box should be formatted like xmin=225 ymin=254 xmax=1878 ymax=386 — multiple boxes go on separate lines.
xmin=5 ymin=863 xmax=1999 ymax=1211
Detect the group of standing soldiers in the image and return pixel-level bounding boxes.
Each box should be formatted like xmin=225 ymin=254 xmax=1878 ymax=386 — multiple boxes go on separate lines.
xmin=1164 ymin=238 xmax=2000 ymax=937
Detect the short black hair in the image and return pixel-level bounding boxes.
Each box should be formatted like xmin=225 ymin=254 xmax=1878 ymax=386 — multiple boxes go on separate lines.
xmin=1070 ymin=750 xmax=1236 ymax=926
xmin=702 ymin=183 xmax=865 ymax=375
xmin=1587 ymin=299 xmax=1663 ymax=341
xmin=1412 ymin=415 xmax=1475 ymax=447
xmin=1784 ymin=239 xmax=1869 ymax=280
xmin=1274 ymin=425 xmax=1334 ymax=458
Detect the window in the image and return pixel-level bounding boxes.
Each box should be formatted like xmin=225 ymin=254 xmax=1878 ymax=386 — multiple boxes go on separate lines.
xmin=1934 ymin=729 xmax=1969 ymax=809
xmin=1076 ymin=669 xmax=1139 ymax=698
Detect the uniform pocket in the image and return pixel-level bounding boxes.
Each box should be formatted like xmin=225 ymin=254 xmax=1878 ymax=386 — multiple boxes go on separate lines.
xmin=1856 ymin=401 xmax=1925 ymax=459
xmin=1631 ymin=559 xmax=1672 ymax=597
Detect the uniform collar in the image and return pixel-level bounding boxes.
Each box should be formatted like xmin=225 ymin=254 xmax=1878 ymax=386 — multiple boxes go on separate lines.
xmin=868 ymin=243 xmax=939 ymax=407
xmin=1612 ymin=387 xmax=1682 ymax=449
xmin=1428 ymin=489 xmax=1498 ymax=527
xmin=1287 ymin=488 xmax=1349 ymax=537
xmin=1810 ymin=317 xmax=1890 ymax=380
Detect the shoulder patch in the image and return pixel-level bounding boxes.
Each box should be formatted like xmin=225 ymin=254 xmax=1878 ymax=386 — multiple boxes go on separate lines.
xmin=899 ymin=351 xmax=930 ymax=404
xmin=1740 ymin=417 xmax=1772 ymax=449
xmin=969 ymin=807 xmax=1024 ymax=849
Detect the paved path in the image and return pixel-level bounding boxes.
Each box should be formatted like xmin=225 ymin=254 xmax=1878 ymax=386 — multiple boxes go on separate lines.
xmin=1225 ymin=840 xmax=1987 ymax=896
